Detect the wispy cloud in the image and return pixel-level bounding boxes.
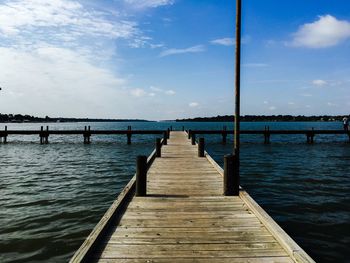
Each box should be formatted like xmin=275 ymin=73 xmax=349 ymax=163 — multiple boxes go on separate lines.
xmin=0 ymin=0 xmax=138 ymax=41
xmin=210 ymin=38 xmax=234 ymax=46
xmin=189 ymin=102 xmax=199 ymax=108
xmin=150 ymin=86 xmax=176 ymax=95
xmin=159 ymin=45 xmax=205 ymax=57
xmin=288 ymin=15 xmax=350 ymax=48
xmin=312 ymin=79 xmax=328 ymax=87
xmin=124 ymin=0 xmax=174 ymax=9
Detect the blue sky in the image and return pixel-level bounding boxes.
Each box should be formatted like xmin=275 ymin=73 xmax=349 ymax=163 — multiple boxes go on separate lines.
xmin=0 ymin=0 xmax=349 ymax=120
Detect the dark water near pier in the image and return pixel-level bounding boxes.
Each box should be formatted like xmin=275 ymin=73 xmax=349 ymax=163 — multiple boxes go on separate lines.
xmin=0 ymin=122 xmax=349 ymax=263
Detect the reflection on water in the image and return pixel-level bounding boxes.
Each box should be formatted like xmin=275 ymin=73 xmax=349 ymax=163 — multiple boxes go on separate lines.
xmin=0 ymin=122 xmax=349 ymax=262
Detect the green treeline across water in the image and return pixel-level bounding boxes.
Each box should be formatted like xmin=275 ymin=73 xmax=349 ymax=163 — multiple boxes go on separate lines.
xmin=0 ymin=113 xmax=149 ymax=123
xmin=176 ymin=115 xmax=347 ymax=122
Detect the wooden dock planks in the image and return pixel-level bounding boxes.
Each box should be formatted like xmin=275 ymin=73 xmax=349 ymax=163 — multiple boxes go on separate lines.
xmin=82 ymin=131 xmax=314 ymax=263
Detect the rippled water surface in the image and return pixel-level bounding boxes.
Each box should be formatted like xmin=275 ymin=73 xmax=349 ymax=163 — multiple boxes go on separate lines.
xmin=0 ymin=122 xmax=349 ymax=263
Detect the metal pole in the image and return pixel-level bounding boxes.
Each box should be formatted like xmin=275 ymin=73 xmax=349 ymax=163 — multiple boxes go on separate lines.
xmin=234 ymin=0 xmax=241 ymax=169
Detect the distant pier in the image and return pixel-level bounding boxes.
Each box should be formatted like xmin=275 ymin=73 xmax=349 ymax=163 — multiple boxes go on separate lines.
xmin=1 ymin=125 xmax=349 ymax=144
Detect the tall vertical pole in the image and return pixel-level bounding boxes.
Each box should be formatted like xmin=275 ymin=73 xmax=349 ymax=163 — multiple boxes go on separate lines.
xmin=234 ymin=0 xmax=241 ymax=181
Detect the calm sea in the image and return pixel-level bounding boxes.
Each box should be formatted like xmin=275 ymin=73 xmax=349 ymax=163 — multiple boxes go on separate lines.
xmin=0 ymin=122 xmax=349 ymax=263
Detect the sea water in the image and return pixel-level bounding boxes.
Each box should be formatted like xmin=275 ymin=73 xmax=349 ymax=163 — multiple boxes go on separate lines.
xmin=0 ymin=122 xmax=349 ymax=262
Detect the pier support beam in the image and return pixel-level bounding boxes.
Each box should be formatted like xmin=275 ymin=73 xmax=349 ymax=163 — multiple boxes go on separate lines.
xmin=191 ymin=133 xmax=196 ymax=145
xmin=188 ymin=129 xmax=191 ymax=139
xmin=163 ymin=132 xmax=167 ymax=145
xmin=83 ymin=126 xmax=91 ymax=144
xmin=2 ymin=126 xmax=8 ymax=143
xmin=156 ymin=138 xmax=161 ymax=157
xmin=198 ymin=138 xmax=205 ymax=157
xmin=40 ymin=126 xmax=49 ymax=144
xmin=127 ymin=126 xmax=132 ymax=145
xmin=264 ymin=126 xmax=271 ymax=144
xmin=224 ymin=154 xmax=239 ymax=196
xmin=136 ymin=155 xmax=147 ymax=196
xmin=307 ymin=128 xmax=315 ymax=144
xmin=167 ymin=128 xmax=170 ymax=139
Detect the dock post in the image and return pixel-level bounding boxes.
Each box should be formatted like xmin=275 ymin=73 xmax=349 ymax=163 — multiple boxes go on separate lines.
xmin=40 ymin=126 xmax=44 ymax=144
xmin=127 ymin=126 xmax=132 ymax=145
xmin=156 ymin=138 xmax=161 ymax=157
xmin=83 ymin=126 xmax=91 ymax=144
xmin=84 ymin=126 xmax=87 ymax=144
xmin=198 ymin=138 xmax=205 ymax=157
xmin=45 ymin=126 xmax=49 ymax=144
xmin=163 ymin=131 xmax=167 ymax=145
xmin=188 ymin=129 xmax=191 ymax=139
xmin=4 ymin=126 xmax=7 ymax=143
xmin=222 ymin=127 xmax=227 ymax=144
xmin=348 ymin=131 xmax=350 ymax=143
xmin=310 ymin=128 xmax=314 ymax=144
xmin=224 ymin=154 xmax=239 ymax=196
xmin=182 ymin=126 xmax=185 ymax=131
xmin=167 ymin=128 xmax=170 ymax=139
xmin=191 ymin=133 xmax=196 ymax=145
xmin=136 ymin=155 xmax=147 ymax=196
xmin=264 ymin=126 xmax=271 ymax=144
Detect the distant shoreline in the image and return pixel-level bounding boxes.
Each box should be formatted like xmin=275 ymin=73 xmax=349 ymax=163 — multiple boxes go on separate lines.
xmin=1 ymin=113 xmax=348 ymax=123
xmin=176 ymin=115 xmax=346 ymax=122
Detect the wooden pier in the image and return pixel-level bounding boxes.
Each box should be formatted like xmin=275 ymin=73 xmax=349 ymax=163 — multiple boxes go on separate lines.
xmin=189 ymin=127 xmax=350 ymax=144
xmin=0 ymin=126 xmax=168 ymax=144
xmin=70 ymin=131 xmax=314 ymax=263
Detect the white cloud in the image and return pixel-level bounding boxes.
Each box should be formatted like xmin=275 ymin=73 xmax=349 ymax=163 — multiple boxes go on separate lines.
xmin=263 ymin=101 xmax=269 ymax=104
xmin=312 ymin=79 xmax=328 ymax=86
xmin=269 ymin=106 xmax=276 ymax=111
xmin=288 ymin=102 xmax=295 ymax=105
xmin=211 ymin=38 xmax=234 ymax=46
xmin=189 ymin=102 xmax=199 ymax=108
xmin=131 ymin=88 xmax=147 ymax=97
xmin=327 ymin=102 xmax=336 ymax=106
xmin=150 ymin=86 xmax=176 ymax=95
xmin=165 ymin=89 xmax=176 ymax=95
xmin=124 ymin=0 xmax=174 ymax=9
xmin=0 ymin=46 xmax=129 ymax=117
xmin=160 ymin=45 xmax=205 ymax=57
xmin=289 ymin=15 xmax=350 ymax=48
xmin=0 ymin=0 xmax=138 ymax=41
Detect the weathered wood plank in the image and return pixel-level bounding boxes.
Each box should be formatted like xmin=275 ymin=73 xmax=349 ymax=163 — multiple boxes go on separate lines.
xmin=72 ymin=131 xmax=314 ymax=263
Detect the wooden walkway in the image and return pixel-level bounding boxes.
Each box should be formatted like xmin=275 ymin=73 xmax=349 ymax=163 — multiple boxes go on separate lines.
xmin=71 ymin=131 xmax=314 ymax=263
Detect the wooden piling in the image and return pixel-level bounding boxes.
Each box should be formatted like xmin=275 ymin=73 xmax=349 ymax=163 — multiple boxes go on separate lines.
xmin=127 ymin=126 xmax=132 ymax=145
xmin=167 ymin=128 xmax=170 ymax=139
xmin=156 ymin=138 xmax=161 ymax=157
xmin=3 ymin=126 xmax=7 ymax=143
xmin=45 ymin=126 xmax=49 ymax=144
xmin=223 ymin=154 xmax=239 ymax=196
xmin=191 ymin=133 xmax=196 ymax=145
xmin=163 ymin=131 xmax=167 ymax=145
xmin=188 ymin=129 xmax=191 ymax=139
xmin=198 ymin=138 xmax=205 ymax=157
xmin=40 ymin=126 xmax=44 ymax=144
xmin=135 ymin=155 xmax=147 ymax=196
xmin=264 ymin=126 xmax=271 ymax=144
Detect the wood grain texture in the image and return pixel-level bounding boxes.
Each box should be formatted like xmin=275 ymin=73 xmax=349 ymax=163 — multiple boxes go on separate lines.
xmin=72 ymin=131 xmax=314 ymax=263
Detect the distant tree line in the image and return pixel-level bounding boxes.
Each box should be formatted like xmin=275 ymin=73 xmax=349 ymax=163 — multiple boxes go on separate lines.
xmin=0 ymin=113 xmax=149 ymax=123
xmin=176 ymin=115 xmax=347 ymax=122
